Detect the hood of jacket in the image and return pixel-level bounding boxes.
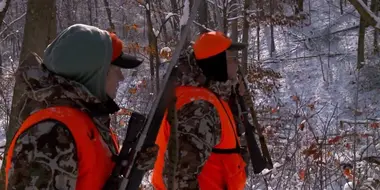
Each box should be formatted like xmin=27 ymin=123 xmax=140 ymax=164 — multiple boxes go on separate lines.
xmin=17 ymin=53 xmax=119 ymax=127
xmin=174 ymin=46 xmax=234 ymax=100
xmin=42 ymin=24 xmax=113 ymax=101
xmin=16 ymin=53 xmax=120 ymax=155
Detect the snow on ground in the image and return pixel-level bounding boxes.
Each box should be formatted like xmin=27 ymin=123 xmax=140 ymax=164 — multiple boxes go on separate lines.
xmin=257 ymin=0 xmax=380 ymax=137
xmin=247 ymin=1 xmax=380 ymax=187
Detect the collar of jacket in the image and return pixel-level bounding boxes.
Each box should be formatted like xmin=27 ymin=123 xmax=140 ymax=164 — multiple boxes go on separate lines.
xmin=82 ymin=96 xmax=120 ymax=117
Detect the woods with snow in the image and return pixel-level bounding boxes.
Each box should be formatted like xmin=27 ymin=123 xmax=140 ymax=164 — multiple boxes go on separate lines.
xmin=2 ymin=0 xmax=380 ymax=189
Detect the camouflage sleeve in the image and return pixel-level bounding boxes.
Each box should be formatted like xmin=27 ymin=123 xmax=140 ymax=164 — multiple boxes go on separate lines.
xmin=6 ymin=120 xmax=78 ymax=190
xmin=164 ymin=100 xmax=221 ymax=190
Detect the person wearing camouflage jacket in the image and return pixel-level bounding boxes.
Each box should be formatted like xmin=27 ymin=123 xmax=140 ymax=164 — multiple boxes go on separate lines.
xmin=4 ymin=24 xmax=156 ymax=190
xmin=151 ymin=31 xmax=248 ymax=190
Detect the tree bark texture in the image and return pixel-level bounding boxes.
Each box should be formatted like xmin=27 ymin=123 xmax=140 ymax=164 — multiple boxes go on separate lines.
xmin=0 ymin=0 xmax=57 ymax=187
xmin=0 ymin=0 xmax=12 ymax=29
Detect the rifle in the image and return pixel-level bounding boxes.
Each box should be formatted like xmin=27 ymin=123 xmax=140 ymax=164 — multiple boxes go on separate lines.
xmin=102 ymin=1 xmax=202 ymax=189
xmin=235 ymin=66 xmax=273 ymax=172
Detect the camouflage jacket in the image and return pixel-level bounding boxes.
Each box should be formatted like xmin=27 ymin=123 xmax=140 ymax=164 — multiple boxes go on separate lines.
xmin=160 ymin=49 xmax=243 ymax=189
xmin=6 ymin=54 xmax=120 ymax=190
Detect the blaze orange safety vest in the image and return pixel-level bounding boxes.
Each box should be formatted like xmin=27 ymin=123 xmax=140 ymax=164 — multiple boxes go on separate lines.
xmin=5 ymin=106 xmax=119 ymax=190
xmin=151 ymin=86 xmax=247 ymax=190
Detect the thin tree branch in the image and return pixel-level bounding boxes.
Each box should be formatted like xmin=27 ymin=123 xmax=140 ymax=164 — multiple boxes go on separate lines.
xmin=347 ymin=0 xmax=380 ymax=29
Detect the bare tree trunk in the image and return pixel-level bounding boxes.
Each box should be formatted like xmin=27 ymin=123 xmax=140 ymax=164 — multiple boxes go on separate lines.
xmin=357 ymin=0 xmax=367 ymax=69
xmin=157 ymin=0 xmax=169 ymax=44
xmin=13 ymin=37 xmax=17 ymax=58
xmin=146 ymin=0 xmax=160 ymax=93
xmin=72 ymin=0 xmax=80 ymax=24
xmin=242 ymin=0 xmax=251 ymax=73
xmin=257 ymin=0 xmax=263 ymax=61
xmin=65 ymin=0 xmax=74 ymax=26
xmin=122 ymin=12 xmax=127 ymax=38
xmin=374 ymin=29 xmax=379 ymax=54
xmin=257 ymin=28 xmax=260 ymax=61
xmin=231 ymin=0 xmax=238 ymax=58
xmin=180 ymin=0 xmax=192 ymax=45
xmin=155 ymin=54 xmax=160 ymax=93
xmin=94 ymin=0 xmax=99 ymax=25
xmin=222 ymin=0 xmax=228 ymax=34
xmin=270 ymin=25 xmax=275 ymax=56
xmin=147 ymin=11 xmax=155 ymax=93
xmin=151 ymin=2 xmax=168 ymax=45
xmin=103 ymin=0 xmax=115 ymax=31
xmin=87 ymin=0 xmax=93 ymax=25
xmin=0 ymin=0 xmax=57 ymax=187
xmin=149 ymin=3 xmax=162 ymax=92
xmin=371 ymin=0 xmax=379 ymax=53
xmin=197 ymin=0 xmax=208 ymax=33
xmin=170 ymin=0 xmax=179 ymax=35
xmin=0 ymin=48 xmax=2 ymax=75
xmin=295 ymin=0 xmax=304 ymax=14
xmin=0 ymin=0 xmax=12 ymax=29
xmin=209 ymin=3 xmax=218 ymax=29
xmin=0 ymin=0 xmax=11 ymax=75
xmin=56 ymin=1 xmax=64 ymax=30
xmin=269 ymin=0 xmax=275 ymax=57
xmin=213 ymin=0 xmax=224 ymax=31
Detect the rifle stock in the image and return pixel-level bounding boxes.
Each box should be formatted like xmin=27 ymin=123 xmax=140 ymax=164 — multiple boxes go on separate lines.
xmin=237 ymin=66 xmax=273 ymax=171
xmin=102 ymin=112 xmax=147 ymax=189
xmin=235 ymin=91 xmax=267 ymax=174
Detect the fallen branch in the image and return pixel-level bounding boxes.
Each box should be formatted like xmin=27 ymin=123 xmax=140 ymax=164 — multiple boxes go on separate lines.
xmin=340 ymin=119 xmax=380 ymax=128
xmin=279 ymin=53 xmax=344 ymax=61
xmin=292 ymin=25 xmax=360 ymax=43
xmin=362 ymin=156 xmax=380 ymax=165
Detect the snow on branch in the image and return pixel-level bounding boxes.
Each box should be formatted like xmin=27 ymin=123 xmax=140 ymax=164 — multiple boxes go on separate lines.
xmin=347 ymin=0 xmax=380 ymax=30
xmin=0 ymin=13 xmax=26 ymax=36
xmin=180 ymin=0 xmax=189 ymax=27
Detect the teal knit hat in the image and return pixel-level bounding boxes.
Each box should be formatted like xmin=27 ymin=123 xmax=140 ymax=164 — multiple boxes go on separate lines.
xmin=43 ymin=24 xmax=143 ymax=101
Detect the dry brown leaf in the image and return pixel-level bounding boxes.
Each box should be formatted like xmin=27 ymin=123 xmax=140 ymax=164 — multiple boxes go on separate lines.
xmin=343 ymin=168 xmax=353 ymax=180
xmin=307 ymin=103 xmax=315 ymax=111
xmin=370 ymin=122 xmax=380 ymax=129
xmin=291 ymin=95 xmax=299 ymax=102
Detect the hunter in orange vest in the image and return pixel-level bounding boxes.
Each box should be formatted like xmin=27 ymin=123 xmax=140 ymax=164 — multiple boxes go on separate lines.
xmin=4 ymin=24 xmax=151 ymax=190
xmin=151 ymin=31 xmax=248 ymax=190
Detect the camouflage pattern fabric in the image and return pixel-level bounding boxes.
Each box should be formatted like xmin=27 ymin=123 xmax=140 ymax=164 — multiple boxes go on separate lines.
xmin=136 ymin=145 xmax=159 ymax=171
xmin=6 ymin=54 xmax=118 ymax=189
xmin=16 ymin=54 xmax=119 ymax=154
xmin=7 ymin=121 xmax=78 ymax=190
xmin=158 ymin=48 xmax=240 ymax=189
xmin=162 ymin=100 xmax=221 ymax=189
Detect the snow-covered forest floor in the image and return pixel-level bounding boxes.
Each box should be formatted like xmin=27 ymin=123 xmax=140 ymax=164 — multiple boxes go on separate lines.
xmin=240 ymin=0 xmax=380 ymax=189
